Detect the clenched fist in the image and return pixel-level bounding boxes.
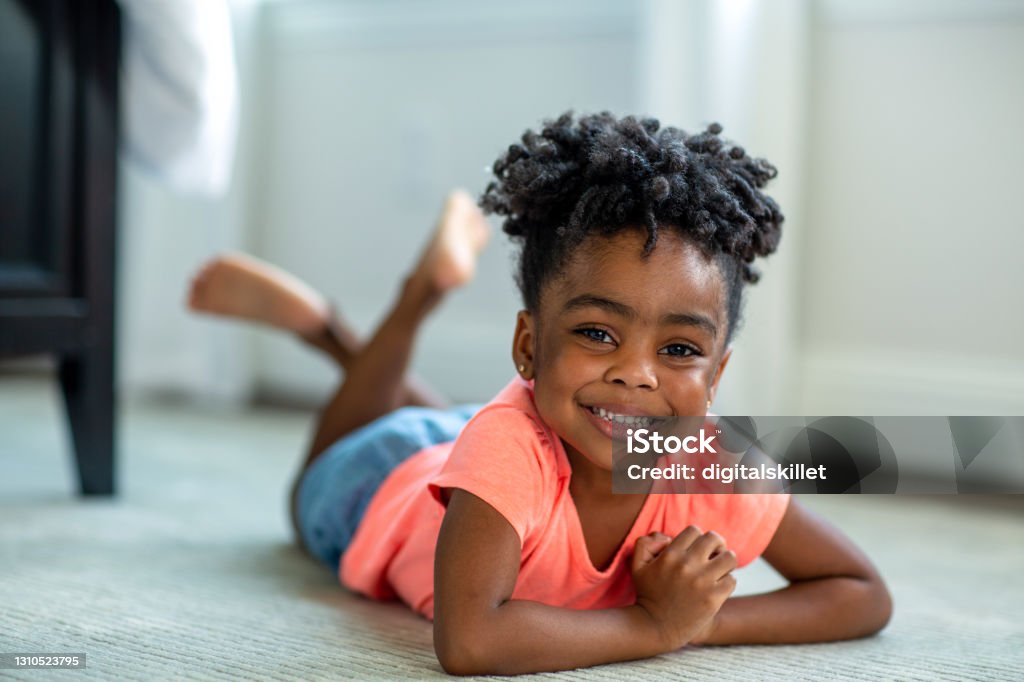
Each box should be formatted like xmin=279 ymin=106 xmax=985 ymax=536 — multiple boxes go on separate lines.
xmin=631 ymin=526 xmax=737 ymax=650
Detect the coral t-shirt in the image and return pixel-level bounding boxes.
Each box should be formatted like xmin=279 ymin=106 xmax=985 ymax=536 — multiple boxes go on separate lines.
xmin=340 ymin=377 xmax=790 ymax=620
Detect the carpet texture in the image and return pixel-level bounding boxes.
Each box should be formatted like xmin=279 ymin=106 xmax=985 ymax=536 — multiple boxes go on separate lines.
xmin=1 ymin=376 xmax=1022 ymax=680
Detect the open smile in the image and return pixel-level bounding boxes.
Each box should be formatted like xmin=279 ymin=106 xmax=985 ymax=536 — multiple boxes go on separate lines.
xmin=578 ymin=403 xmax=669 ymax=439
xmin=585 ymin=406 xmax=658 ymax=427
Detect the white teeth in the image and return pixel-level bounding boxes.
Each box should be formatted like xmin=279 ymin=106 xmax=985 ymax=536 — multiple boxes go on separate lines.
xmin=589 ymin=406 xmax=653 ymax=427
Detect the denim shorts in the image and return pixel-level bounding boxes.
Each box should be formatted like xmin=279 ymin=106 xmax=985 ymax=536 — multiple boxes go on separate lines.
xmin=295 ymin=404 xmax=481 ymax=570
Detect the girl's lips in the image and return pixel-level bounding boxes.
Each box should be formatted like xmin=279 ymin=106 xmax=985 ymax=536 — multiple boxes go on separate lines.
xmin=582 ymin=402 xmax=656 ymax=417
xmin=579 ymin=402 xmax=636 ymax=440
xmin=580 ymin=402 xmax=669 ymax=424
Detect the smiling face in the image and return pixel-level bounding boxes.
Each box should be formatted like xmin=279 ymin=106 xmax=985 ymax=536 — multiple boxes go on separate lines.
xmin=512 ymin=228 xmax=733 ymax=476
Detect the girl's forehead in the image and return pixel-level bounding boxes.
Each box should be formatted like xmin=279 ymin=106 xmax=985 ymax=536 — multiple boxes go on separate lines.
xmin=545 ymin=231 xmax=726 ymax=316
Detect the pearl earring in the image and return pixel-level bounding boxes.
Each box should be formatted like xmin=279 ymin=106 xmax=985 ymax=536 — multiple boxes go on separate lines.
xmin=706 ymin=399 xmax=712 ymax=409
xmin=518 ymin=364 xmax=526 ymax=373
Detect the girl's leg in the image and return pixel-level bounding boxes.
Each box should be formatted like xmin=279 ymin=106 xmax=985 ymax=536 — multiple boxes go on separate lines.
xmin=189 ymin=190 xmax=489 ymax=553
xmin=187 ymin=253 xmax=446 ymax=409
xmin=288 ymin=191 xmax=488 ymax=553
xmin=302 ymin=189 xmax=489 ymax=463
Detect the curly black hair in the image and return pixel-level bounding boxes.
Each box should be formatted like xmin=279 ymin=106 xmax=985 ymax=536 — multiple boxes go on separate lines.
xmin=480 ymin=111 xmax=783 ymax=344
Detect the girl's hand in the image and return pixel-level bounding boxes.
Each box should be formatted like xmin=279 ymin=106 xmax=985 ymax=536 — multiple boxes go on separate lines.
xmin=631 ymin=527 xmax=737 ymax=651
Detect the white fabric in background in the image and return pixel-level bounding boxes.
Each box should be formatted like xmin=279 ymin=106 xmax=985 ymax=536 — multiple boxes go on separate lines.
xmin=119 ymin=0 xmax=238 ymax=195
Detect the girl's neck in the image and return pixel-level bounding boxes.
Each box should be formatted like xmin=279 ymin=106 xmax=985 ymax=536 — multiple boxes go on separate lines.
xmin=563 ymin=439 xmax=656 ymax=505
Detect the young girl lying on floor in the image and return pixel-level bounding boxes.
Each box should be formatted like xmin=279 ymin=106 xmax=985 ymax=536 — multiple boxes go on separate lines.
xmin=188 ymin=112 xmax=891 ymax=675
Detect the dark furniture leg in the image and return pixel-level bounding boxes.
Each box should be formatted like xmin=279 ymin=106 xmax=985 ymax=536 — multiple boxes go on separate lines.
xmin=62 ymin=0 xmax=120 ymax=496
xmin=59 ymin=348 xmax=114 ymax=495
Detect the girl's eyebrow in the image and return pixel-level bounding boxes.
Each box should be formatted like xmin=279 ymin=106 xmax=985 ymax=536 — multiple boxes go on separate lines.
xmin=662 ymin=312 xmax=718 ymax=338
xmin=563 ymin=294 xmax=718 ymax=338
xmin=563 ymin=294 xmax=634 ymax=319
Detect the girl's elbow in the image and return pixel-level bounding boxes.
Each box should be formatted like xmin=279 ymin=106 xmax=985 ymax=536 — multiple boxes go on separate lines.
xmin=859 ymin=574 xmax=894 ymax=636
xmin=434 ymin=624 xmax=493 ymax=676
xmin=874 ymin=580 xmax=894 ymax=633
xmin=435 ymin=645 xmax=483 ymax=677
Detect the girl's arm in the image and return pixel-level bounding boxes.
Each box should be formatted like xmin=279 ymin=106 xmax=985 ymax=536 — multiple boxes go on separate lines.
xmin=694 ymin=498 xmax=893 ymax=645
xmin=433 ymin=488 xmax=732 ymax=675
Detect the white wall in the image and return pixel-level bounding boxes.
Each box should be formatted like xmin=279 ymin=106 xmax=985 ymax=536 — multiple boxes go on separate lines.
xmin=798 ymin=0 xmax=1024 ymax=414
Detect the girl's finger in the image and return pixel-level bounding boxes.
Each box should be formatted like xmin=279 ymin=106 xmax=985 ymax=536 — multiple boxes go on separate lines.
xmin=646 ymin=532 xmax=672 ymax=555
xmin=631 ymin=535 xmax=664 ymax=570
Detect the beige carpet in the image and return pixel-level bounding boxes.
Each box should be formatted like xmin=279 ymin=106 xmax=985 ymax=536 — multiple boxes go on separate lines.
xmin=1 ymin=375 xmax=1022 ymax=680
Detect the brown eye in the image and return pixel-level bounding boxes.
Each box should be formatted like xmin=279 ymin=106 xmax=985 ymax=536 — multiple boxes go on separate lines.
xmin=661 ymin=343 xmax=700 ymax=358
xmin=575 ymin=328 xmax=613 ymax=344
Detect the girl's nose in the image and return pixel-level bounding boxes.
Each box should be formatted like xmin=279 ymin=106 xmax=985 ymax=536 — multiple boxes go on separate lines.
xmin=603 ymin=347 xmax=658 ymax=390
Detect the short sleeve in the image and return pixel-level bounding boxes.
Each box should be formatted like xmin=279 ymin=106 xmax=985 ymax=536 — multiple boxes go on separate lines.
xmin=428 ymin=406 xmax=553 ymax=546
xmin=689 ymin=493 xmax=791 ymax=567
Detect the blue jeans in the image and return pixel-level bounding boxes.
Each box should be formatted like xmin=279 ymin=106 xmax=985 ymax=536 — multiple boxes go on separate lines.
xmin=295 ymin=404 xmax=481 ymax=570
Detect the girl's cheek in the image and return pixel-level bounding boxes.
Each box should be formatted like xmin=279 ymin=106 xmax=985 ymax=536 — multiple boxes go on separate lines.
xmin=540 ymin=343 xmax=592 ymax=384
xmin=669 ymin=371 xmax=715 ymax=413
xmin=559 ymin=343 xmax=608 ymax=375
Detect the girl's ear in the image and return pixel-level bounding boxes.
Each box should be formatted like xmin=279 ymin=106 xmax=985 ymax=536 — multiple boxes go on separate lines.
xmin=707 ymin=346 xmax=733 ymax=404
xmin=512 ymin=310 xmax=536 ymax=380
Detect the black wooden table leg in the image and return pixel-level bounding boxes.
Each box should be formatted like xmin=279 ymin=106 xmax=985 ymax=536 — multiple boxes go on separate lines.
xmin=58 ymin=0 xmax=121 ymax=497
xmin=59 ymin=346 xmax=116 ymax=495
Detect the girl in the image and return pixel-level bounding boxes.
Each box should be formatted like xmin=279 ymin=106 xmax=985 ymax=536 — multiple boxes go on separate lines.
xmin=188 ymin=112 xmax=891 ymax=675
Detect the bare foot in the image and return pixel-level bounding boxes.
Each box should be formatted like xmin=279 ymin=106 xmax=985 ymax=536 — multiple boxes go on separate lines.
xmin=187 ymin=253 xmax=330 ymax=336
xmin=414 ymin=189 xmax=491 ymax=293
